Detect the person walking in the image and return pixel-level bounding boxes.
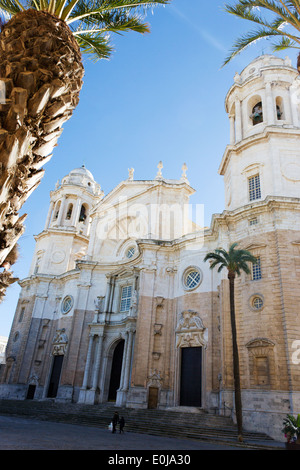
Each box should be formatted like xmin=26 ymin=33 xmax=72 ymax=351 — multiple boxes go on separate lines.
xmin=119 ymin=416 xmax=125 ymax=434
xmin=112 ymin=412 xmax=119 ymax=434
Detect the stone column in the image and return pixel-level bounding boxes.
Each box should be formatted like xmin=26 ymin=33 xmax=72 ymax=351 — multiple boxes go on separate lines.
xmin=229 ymin=115 xmax=235 ymax=144
xmin=265 ymin=82 xmax=275 ymax=125
xmin=110 ymin=277 xmax=116 ymax=312
xmin=44 ymin=201 xmax=54 ymax=230
xmin=87 ymin=218 xmax=97 ymax=258
xmin=235 ymin=98 xmax=242 ymax=142
xmin=118 ymin=335 xmax=128 ymax=391
xmin=78 ymin=334 xmax=94 ymax=403
xmin=290 ymin=83 xmax=299 ymax=127
xmin=122 ymin=329 xmax=134 ymax=391
xmin=104 ymin=276 xmax=112 ymax=312
xmin=57 ymin=197 xmax=67 ymax=226
xmin=116 ymin=328 xmax=135 ymax=406
xmin=91 ymin=334 xmax=104 ymax=390
xmin=73 ymin=197 xmax=82 ymax=226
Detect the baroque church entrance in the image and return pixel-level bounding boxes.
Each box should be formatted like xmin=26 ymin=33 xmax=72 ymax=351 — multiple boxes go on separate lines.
xmin=47 ymin=355 xmax=64 ymax=398
xmin=108 ymin=340 xmax=125 ymax=401
xmin=180 ymin=347 xmax=202 ymax=407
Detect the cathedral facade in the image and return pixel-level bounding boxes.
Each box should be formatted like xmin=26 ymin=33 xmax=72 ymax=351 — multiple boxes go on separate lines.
xmin=1 ymin=55 xmax=300 ymax=440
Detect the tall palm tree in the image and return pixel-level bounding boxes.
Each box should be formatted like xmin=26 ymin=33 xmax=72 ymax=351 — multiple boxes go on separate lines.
xmin=0 ymin=0 xmax=169 ymax=289
xmin=223 ymin=0 xmax=300 ymax=68
xmin=204 ymin=242 xmax=257 ymax=442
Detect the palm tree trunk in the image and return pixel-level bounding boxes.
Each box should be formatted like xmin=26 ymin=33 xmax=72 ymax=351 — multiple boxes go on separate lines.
xmin=228 ymin=271 xmax=243 ymax=441
xmin=0 ymin=9 xmax=84 ymax=295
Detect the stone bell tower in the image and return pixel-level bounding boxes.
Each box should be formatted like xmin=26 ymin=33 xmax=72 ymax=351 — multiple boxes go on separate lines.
xmin=219 ymin=55 xmax=300 ymax=211
xmin=29 ymin=165 xmax=103 ymax=276
xmin=217 ymin=55 xmax=300 ymax=430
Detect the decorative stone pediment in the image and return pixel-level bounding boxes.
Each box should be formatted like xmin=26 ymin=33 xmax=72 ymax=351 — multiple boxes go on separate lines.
xmin=176 ymin=310 xmax=207 ymax=348
xmin=246 ymin=338 xmax=275 ymax=349
xmin=147 ymin=369 xmax=163 ymax=388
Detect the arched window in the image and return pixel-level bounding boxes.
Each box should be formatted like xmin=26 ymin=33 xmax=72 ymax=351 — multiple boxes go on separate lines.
xmin=250 ymin=101 xmax=263 ymax=125
xmin=79 ymin=204 xmax=88 ymax=223
xmin=276 ymin=96 xmax=284 ymax=120
xmin=66 ymin=203 xmax=73 ymax=220
xmin=53 ymin=201 xmax=61 ymax=220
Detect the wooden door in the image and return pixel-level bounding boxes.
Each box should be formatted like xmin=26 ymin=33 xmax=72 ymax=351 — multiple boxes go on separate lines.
xmin=148 ymin=387 xmax=159 ymax=409
xmin=47 ymin=355 xmax=64 ymax=398
xmin=108 ymin=340 xmax=125 ymax=401
xmin=180 ymin=347 xmax=202 ymax=407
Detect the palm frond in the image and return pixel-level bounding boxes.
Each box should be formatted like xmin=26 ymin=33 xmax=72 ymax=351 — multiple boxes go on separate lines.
xmin=272 ymin=35 xmax=300 ymax=48
xmin=224 ymin=0 xmax=300 ymax=65
xmin=66 ymin=0 xmax=169 ymax=23
xmin=204 ymin=252 xmax=228 ymax=273
xmin=69 ymin=2 xmax=150 ymax=34
xmin=287 ymin=0 xmax=300 ymax=16
xmin=75 ymin=30 xmax=113 ymax=60
xmin=0 ymin=0 xmax=23 ymax=16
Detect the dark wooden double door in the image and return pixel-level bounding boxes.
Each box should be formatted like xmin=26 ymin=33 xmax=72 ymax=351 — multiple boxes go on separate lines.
xmin=108 ymin=340 xmax=124 ymax=401
xmin=47 ymin=355 xmax=64 ymax=398
xmin=180 ymin=347 xmax=202 ymax=407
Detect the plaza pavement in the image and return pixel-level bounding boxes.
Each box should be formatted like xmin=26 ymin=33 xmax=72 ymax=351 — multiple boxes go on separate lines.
xmin=0 ymin=414 xmax=284 ymax=452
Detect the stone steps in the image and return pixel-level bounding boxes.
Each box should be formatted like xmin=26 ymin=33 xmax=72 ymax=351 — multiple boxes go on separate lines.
xmin=0 ymin=399 xmax=276 ymax=447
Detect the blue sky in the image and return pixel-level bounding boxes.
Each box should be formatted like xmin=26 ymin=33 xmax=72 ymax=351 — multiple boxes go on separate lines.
xmin=0 ymin=0 xmax=298 ymax=336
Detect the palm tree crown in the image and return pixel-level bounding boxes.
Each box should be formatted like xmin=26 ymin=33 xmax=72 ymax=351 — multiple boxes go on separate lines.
xmin=204 ymin=242 xmax=257 ymax=277
xmin=223 ymin=0 xmax=300 ymax=67
xmin=0 ymin=0 xmax=170 ymax=60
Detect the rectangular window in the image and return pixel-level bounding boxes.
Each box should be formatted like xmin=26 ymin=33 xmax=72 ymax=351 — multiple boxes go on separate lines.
xmin=249 ymin=217 xmax=258 ymax=226
xmin=252 ymin=256 xmax=262 ymax=280
xmin=120 ymin=285 xmax=132 ymax=312
xmin=248 ymin=174 xmax=261 ymax=201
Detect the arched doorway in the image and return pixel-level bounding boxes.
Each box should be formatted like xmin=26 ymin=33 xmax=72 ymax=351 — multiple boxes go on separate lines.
xmin=108 ymin=340 xmax=125 ymax=401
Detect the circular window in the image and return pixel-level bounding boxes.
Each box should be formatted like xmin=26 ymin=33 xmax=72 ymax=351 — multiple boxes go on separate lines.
xmin=252 ymin=296 xmax=263 ymax=310
xmin=61 ymin=296 xmax=73 ymax=314
xmin=126 ymin=247 xmax=135 ymax=259
xmin=183 ymin=267 xmax=202 ymax=291
xmin=250 ymin=294 xmax=264 ymax=311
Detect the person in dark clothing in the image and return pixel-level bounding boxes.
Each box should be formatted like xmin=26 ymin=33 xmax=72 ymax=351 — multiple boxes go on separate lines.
xmin=112 ymin=412 xmax=119 ymax=433
xmin=119 ymin=416 xmax=125 ymax=434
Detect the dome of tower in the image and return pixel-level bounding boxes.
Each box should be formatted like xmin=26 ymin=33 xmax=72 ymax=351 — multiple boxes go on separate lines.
xmin=57 ymin=164 xmax=103 ymax=197
xmin=236 ymin=54 xmax=294 ymax=85
xmin=60 ymin=165 xmax=97 ymax=191
xmin=68 ymin=165 xmax=95 ymax=181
